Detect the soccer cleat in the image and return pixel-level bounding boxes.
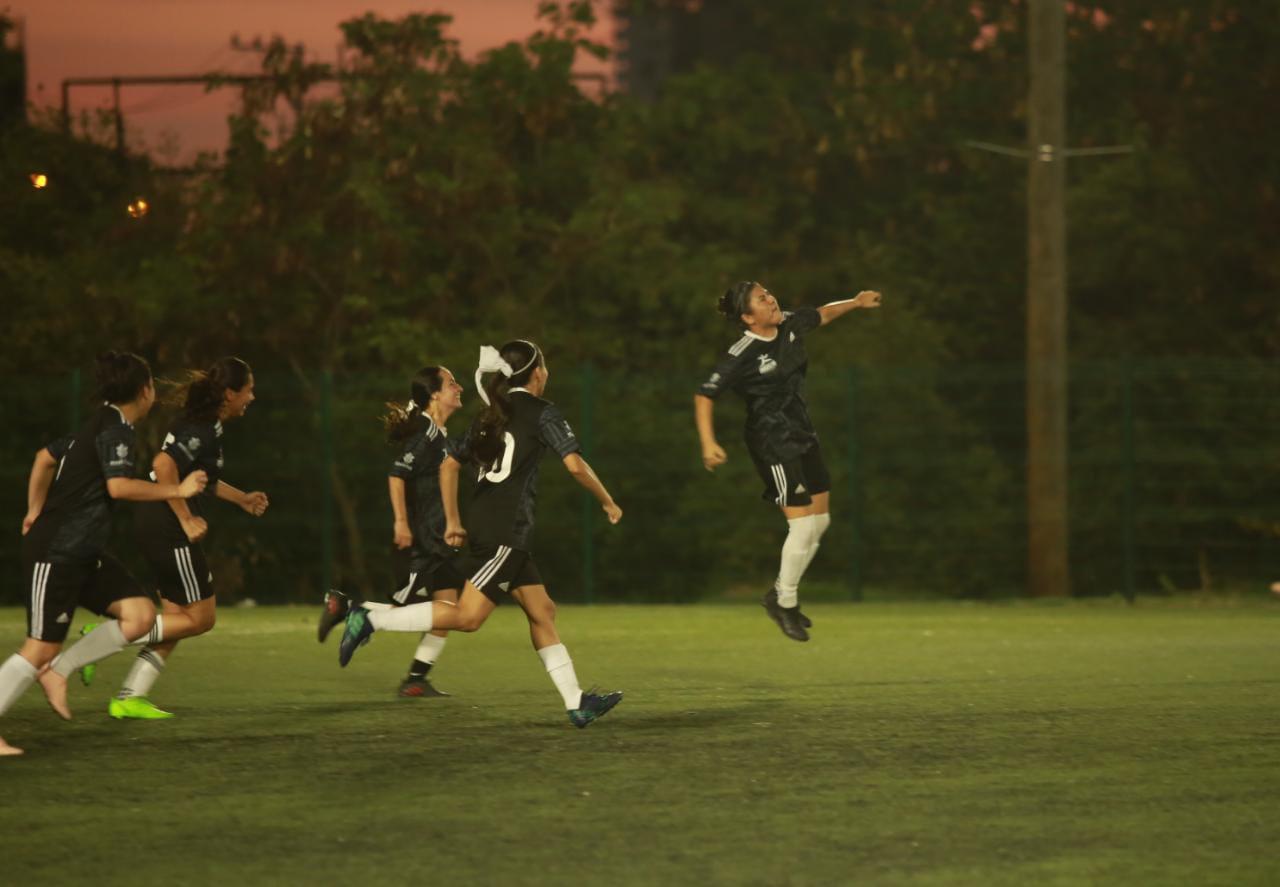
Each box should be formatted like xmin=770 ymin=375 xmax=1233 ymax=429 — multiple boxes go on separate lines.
xmin=762 ymin=588 xmax=809 ymax=642
xmin=78 ymin=622 xmax=100 ymax=686
xmin=398 ymin=677 xmax=450 ymax=698
xmin=108 ymin=696 xmax=174 ymax=720
xmin=317 ymin=590 xmax=351 ymax=643
xmin=568 ymin=688 xmax=623 ymax=728
xmin=338 ymin=605 xmax=374 ymax=667
xmin=797 ymin=609 xmax=813 ymax=629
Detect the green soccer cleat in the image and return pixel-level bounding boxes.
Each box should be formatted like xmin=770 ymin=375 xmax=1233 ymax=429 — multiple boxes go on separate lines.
xmin=568 ymin=688 xmax=623 ymax=728
xmin=108 ymin=697 xmax=174 ymax=720
xmin=78 ymin=622 xmax=99 ymax=686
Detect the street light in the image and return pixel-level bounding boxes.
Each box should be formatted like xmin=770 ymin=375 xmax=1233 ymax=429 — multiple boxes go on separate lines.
xmin=30 ymin=173 xmax=48 ymax=189
xmin=126 ymin=197 xmax=149 ymax=218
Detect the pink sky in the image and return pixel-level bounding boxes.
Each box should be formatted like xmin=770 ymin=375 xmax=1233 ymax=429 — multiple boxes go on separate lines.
xmin=7 ymin=0 xmax=616 ymax=162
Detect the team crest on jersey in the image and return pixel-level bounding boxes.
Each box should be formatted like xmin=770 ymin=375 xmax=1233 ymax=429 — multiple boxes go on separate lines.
xmin=186 ymin=436 xmax=201 ymax=453
xmin=111 ymin=443 xmax=131 ymax=464
xmin=402 ymin=452 xmax=416 ymax=465
xmin=710 ymin=372 xmax=722 ymax=385
xmin=216 ymin=456 xmax=224 ymax=469
xmin=757 ymin=354 xmax=778 ymax=374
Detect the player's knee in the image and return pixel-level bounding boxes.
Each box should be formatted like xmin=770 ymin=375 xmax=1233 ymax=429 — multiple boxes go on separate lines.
xmin=192 ymin=608 xmax=216 ymax=635
xmin=119 ymin=606 xmax=157 ymax=641
xmin=454 ymin=610 xmax=486 ymax=632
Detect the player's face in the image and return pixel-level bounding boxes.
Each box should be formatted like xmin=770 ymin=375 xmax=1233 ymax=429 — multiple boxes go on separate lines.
xmin=743 ymin=285 xmax=783 ymax=328
xmin=435 ymin=368 xmax=464 ymax=410
xmin=223 ymin=374 xmax=256 ymax=419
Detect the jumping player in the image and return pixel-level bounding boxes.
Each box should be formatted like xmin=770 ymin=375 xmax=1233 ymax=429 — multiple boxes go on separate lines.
xmin=1 ymin=352 xmax=206 ymax=755
xmin=338 ymin=341 xmax=625 ymax=728
xmin=318 ymin=366 xmax=466 ymax=699
xmin=104 ymin=356 xmax=268 ymax=719
xmin=694 ymin=282 xmax=882 ymax=641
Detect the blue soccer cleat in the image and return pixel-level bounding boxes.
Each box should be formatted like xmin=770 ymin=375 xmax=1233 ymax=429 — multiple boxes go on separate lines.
xmin=337 ymin=605 xmax=374 ymax=667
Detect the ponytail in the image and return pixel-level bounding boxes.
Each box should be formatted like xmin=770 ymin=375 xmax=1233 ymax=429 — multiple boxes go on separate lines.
xmin=382 ymin=366 xmax=445 ymax=442
xmin=469 ymin=340 xmax=542 ymax=466
xmin=718 ymin=280 xmax=757 ymax=326
xmin=94 ymin=351 xmax=152 ymax=403
xmin=166 ymin=357 xmax=252 ymax=422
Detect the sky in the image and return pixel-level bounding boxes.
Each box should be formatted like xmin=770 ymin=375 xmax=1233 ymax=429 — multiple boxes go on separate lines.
xmin=6 ymin=0 xmax=617 ymax=162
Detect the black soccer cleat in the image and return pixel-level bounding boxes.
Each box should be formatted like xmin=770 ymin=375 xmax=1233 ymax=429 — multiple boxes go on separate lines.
xmin=317 ymin=590 xmax=351 ymax=643
xmin=797 ymin=608 xmax=813 ymax=629
xmin=762 ymin=588 xmax=809 ymax=642
xmin=568 ymin=688 xmax=623 ymax=728
xmin=398 ymin=677 xmax=450 ymax=698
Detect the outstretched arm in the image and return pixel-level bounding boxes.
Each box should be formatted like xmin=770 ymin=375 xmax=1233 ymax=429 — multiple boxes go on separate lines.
xmin=23 ymin=448 xmax=58 ymax=535
xmin=562 ymin=453 xmax=622 ymax=524
xmin=818 ymin=290 xmax=882 ymax=325
xmin=694 ymin=395 xmax=727 ymax=472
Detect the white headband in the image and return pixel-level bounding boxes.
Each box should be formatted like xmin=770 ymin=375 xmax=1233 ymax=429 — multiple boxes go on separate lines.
xmin=475 ymin=346 xmax=513 ymax=405
xmin=405 ymin=399 xmax=418 ymax=412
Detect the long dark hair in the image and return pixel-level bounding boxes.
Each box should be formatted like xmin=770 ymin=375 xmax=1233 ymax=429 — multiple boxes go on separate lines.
xmin=167 ymin=357 xmax=252 ymax=423
xmin=470 ymin=340 xmax=543 ymax=466
xmin=718 ymin=280 xmax=758 ymax=326
xmin=95 ymin=351 xmax=152 ymax=403
xmin=383 ymin=366 xmax=445 ymax=443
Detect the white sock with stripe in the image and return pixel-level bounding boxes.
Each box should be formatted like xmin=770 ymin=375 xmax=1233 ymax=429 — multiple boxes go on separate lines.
xmin=117 ymin=648 xmax=165 ymax=699
xmin=537 ymin=643 xmax=582 ymax=710
xmin=775 ymin=515 xmax=816 ymax=608
xmin=128 ymin=616 xmax=163 ymax=647
xmin=50 ymin=620 xmax=128 ymax=678
xmin=0 ymin=654 xmax=38 ymax=717
xmin=368 ymin=602 xmax=433 ymax=632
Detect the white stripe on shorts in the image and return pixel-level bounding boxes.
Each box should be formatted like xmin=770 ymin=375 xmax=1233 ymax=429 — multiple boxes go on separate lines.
xmin=31 ymin=562 xmax=50 ymax=639
xmin=771 ymin=464 xmax=788 ymax=507
xmin=469 ymin=545 xmax=512 ymax=590
xmin=392 ymin=573 xmax=417 ymax=605
xmin=174 ymin=547 xmax=200 ymax=604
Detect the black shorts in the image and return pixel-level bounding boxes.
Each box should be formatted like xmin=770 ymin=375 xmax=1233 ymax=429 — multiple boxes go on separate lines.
xmin=21 ymin=553 xmax=148 ymax=643
xmin=138 ymin=537 xmax=215 ymax=605
xmin=458 ymin=545 xmax=542 ymax=603
xmin=389 ymin=547 xmax=464 ymax=606
xmin=749 ymin=443 xmax=832 ymax=508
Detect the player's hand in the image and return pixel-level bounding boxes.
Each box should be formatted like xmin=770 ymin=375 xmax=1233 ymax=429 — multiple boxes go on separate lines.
xmin=393 ymin=520 xmax=413 ymax=550
xmin=853 ymin=289 xmax=882 ymax=309
xmin=602 ymin=502 xmax=623 ymax=524
xmin=702 ymin=443 xmax=728 ymax=472
xmin=21 ymin=510 xmax=39 ymax=536
xmin=444 ymin=522 xmax=467 ymax=549
xmin=179 ymin=470 xmax=208 ymax=499
xmin=241 ymin=491 xmax=269 ymax=517
xmin=181 ymin=516 xmax=209 ymax=542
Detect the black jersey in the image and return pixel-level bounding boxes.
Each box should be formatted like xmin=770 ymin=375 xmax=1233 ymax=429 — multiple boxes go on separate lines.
xmin=136 ymin=418 xmax=224 ymax=543
xmin=457 ymin=390 xmax=581 ymax=551
xmin=23 ymin=404 xmax=138 ymax=564
xmin=697 ymin=306 xmax=823 ymax=463
xmin=388 ymin=414 xmax=451 ymax=561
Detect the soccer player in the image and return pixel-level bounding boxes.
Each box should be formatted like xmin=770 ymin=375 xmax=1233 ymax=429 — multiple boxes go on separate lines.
xmin=338 ymin=341 xmax=625 ymax=728
xmin=694 ymin=282 xmax=882 ymax=642
xmin=1 ymin=352 xmax=206 ymax=755
xmin=317 ymin=366 xmax=466 ymax=699
xmin=105 ymin=356 xmax=268 ymax=720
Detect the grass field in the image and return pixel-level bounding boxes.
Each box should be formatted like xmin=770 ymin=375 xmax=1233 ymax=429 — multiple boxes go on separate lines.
xmin=2 ymin=598 xmax=1279 ymax=886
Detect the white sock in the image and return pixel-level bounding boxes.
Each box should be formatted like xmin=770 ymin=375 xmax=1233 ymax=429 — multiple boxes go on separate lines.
xmin=775 ymin=515 xmax=815 ymax=607
xmin=414 ymin=633 xmax=447 ymax=665
xmin=362 ymin=601 xmax=393 ymax=612
xmin=368 ymin=602 xmax=433 ymax=632
xmin=537 ymin=643 xmax=582 ymax=710
xmin=129 ymin=615 xmax=163 ymax=647
xmin=50 ymin=620 xmax=128 ymax=677
xmin=799 ymin=512 xmax=832 ymax=576
xmin=0 ymin=654 xmax=38 ymax=718
xmin=118 ymin=648 xmax=165 ymax=699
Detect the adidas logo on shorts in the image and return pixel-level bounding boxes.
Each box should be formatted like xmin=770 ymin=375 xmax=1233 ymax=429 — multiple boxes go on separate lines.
xmin=795 ymin=484 xmax=807 ymax=494
xmin=56 ymin=613 xmax=70 ymax=624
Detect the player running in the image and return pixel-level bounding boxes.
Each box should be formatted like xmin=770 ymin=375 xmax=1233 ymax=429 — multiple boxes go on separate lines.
xmin=101 ymin=357 xmax=268 ymax=720
xmin=694 ymin=282 xmax=882 ymax=641
xmin=1 ymin=352 xmax=206 ymax=755
xmin=318 ymin=366 xmax=466 ymax=699
xmin=337 ymin=340 xmax=625 ymax=728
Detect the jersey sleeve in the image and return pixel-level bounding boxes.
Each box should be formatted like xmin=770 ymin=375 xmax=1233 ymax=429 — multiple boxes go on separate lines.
xmin=784 ymin=306 xmax=822 ymax=335
xmin=96 ymin=425 xmax=137 ymax=480
xmin=537 ymin=404 xmax=582 ymax=458
xmin=159 ymin=424 xmax=209 ymax=475
xmin=445 ymin=427 xmax=473 ymax=463
xmin=389 ymin=435 xmax=429 ymax=479
xmin=696 ymin=349 xmax=750 ymax=399
xmin=45 ymin=435 xmax=73 ymax=462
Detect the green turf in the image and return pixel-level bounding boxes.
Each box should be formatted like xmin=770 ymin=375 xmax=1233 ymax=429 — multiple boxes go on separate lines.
xmin=2 ymin=599 xmax=1278 ymax=886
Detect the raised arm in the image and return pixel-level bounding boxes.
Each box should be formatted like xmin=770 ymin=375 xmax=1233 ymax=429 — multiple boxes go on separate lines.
xmin=562 ymin=453 xmax=622 ymax=524
xmin=387 ymin=476 xmax=412 ymax=549
xmin=22 ymin=448 xmax=59 ymax=535
xmin=818 ymin=290 xmax=882 ymax=325
xmin=694 ymin=394 xmax=728 ymax=472
xmin=440 ymin=454 xmax=466 ymax=547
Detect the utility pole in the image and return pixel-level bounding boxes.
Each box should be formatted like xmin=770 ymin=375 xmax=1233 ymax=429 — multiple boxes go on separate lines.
xmin=966 ymin=1 xmax=1132 ymax=598
xmin=1026 ymin=0 xmax=1069 ymax=598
